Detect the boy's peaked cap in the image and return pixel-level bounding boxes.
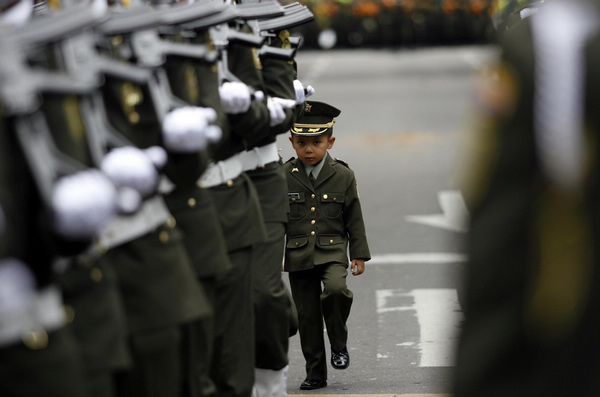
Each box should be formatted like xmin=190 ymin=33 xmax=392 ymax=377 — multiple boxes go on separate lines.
xmin=290 ymin=101 xmax=341 ymax=136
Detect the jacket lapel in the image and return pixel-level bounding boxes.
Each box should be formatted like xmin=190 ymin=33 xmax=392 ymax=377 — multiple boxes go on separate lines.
xmin=289 ymin=159 xmax=314 ymax=191
xmin=313 ymin=155 xmax=336 ymax=189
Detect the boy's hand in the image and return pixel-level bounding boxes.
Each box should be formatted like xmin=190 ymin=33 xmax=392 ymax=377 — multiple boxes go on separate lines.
xmin=351 ymin=259 xmax=365 ymax=276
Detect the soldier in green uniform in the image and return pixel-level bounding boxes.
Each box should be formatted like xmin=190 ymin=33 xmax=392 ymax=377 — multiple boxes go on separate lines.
xmin=18 ymin=8 xmax=142 ymax=395
xmin=452 ymin=0 xmax=600 ymax=395
xmin=206 ymin=20 xmax=298 ymax=396
xmin=245 ymin=27 xmax=307 ymax=397
xmin=0 ymin=2 xmax=143 ymax=395
xmin=92 ymin=9 xmax=213 ymax=396
xmin=159 ymin=12 xmax=234 ymax=396
xmin=0 ymin=91 xmax=92 ymax=397
xmin=283 ymin=101 xmax=371 ymax=390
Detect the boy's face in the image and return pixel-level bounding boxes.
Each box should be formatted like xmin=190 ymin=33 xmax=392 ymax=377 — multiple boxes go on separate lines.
xmin=289 ymin=134 xmax=335 ymax=166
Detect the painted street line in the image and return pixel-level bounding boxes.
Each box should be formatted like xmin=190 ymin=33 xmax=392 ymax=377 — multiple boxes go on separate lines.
xmin=369 ymin=253 xmax=467 ymax=265
xmin=406 ymin=190 xmax=469 ymax=232
xmin=376 ymin=288 xmax=463 ymax=367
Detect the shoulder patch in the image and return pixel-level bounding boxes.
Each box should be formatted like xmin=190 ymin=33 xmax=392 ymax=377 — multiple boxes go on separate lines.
xmin=334 ymin=158 xmax=349 ymax=168
xmin=279 ymin=29 xmax=292 ymax=50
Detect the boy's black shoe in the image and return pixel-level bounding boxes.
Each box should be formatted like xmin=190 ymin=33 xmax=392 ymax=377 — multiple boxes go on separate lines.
xmin=300 ymin=379 xmax=327 ymax=390
xmin=331 ymin=347 xmax=350 ymax=369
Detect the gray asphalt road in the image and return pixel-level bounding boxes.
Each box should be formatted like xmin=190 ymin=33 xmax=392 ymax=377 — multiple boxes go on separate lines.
xmin=276 ymin=46 xmax=499 ymax=395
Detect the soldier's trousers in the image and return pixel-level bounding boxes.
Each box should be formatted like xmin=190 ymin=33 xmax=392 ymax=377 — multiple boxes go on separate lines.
xmin=60 ymin=260 xmax=131 ymax=397
xmin=211 ymin=247 xmax=255 ymax=397
xmin=116 ymin=326 xmax=183 ymax=397
xmin=252 ymin=222 xmax=295 ymax=370
xmin=182 ymin=277 xmax=217 ymax=397
xmin=288 ymin=262 xmax=353 ymax=380
xmin=0 ymin=326 xmax=88 ymax=397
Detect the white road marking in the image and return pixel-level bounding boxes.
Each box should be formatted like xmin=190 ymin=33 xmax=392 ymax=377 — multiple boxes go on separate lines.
xmin=376 ymin=288 xmax=463 ymax=367
xmin=406 ymin=190 xmax=469 ymax=233
xmin=369 ymin=253 xmax=467 ymax=265
xmin=412 ymin=289 xmax=463 ymax=367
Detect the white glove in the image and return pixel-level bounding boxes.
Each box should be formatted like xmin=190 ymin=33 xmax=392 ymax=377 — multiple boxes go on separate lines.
xmin=144 ymin=146 xmax=168 ymax=170
xmin=52 ymin=169 xmax=118 ymax=240
xmin=293 ymin=79 xmax=315 ymax=105
xmin=100 ymin=146 xmax=163 ymax=199
xmin=219 ymin=81 xmax=252 ymax=114
xmin=267 ymin=97 xmax=297 ymax=127
xmin=0 ymin=258 xmax=36 ymax=317
xmin=162 ymin=106 xmax=222 ymax=153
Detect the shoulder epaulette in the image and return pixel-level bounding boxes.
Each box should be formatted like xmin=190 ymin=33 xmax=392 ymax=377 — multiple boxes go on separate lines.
xmin=285 ymin=157 xmax=296 ymax=164
xmin=334 ymin=158 xmax=349 ymax=168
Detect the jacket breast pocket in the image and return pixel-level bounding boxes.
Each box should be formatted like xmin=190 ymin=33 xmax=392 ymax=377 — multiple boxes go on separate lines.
xmin=287 ymin=236 xmax=309 ymax=249
xmin=288 ymin=192 xmax=306 ymax=220
xmin=320 ymin=192 xmax=345 ymax=219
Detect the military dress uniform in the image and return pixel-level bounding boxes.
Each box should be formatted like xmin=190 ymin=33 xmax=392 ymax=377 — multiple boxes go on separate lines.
xmin=162 ymin=33 xmax=234 ymax=397
xmin=21 ymin=12 xmax=139 ymax=392
xmin=188 ymin=25 xmax=269 ymax=397
xmin=0 ymin=6 xmax=141 ymax=395
xmin=41 ymin=92 xmax=132 ymax=397
xmin=0 ymin=101 xmax=90 ymax=397
xmin=0 ymin=14 xmax=115 ymax=396
xmin=284 ymin=102 xmax=370 ymax=385
xmin=247 ymin=29 xmax=302 ymax=376
xmin=452 ymin=1 xmax=600 ymax=395
xmin=95 ymin=20 xmax=212 ymax=395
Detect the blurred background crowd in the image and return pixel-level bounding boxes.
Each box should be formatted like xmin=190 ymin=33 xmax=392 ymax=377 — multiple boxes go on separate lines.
xmin=284 ymin=0 xmax=536 ymax=48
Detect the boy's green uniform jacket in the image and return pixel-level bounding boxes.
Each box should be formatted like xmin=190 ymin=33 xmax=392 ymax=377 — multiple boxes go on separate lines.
xmin=284 ymin=155 xmax=371 ymax=272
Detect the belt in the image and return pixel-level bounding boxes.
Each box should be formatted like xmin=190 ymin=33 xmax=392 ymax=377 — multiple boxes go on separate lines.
xmin=239 ymin=142 xmax=280 ymax=172
xmin=198 ymin=154 xmax=243 ymax=188
xmin=95 ymin=195 xmax=172 ymax=252
xmin=0 ymin=285 xmax=66 ymax=349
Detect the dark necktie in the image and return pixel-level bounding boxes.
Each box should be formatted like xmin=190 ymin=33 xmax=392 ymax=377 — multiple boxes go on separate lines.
xmin=309 ymin=171 xmax=315 ymax=187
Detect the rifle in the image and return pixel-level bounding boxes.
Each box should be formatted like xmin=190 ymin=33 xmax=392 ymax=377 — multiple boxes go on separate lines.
xmin=235 ymin=0 xmax=302 ymax=60
xmin=257 ymin=2 xmax=315 ymax=37
xmin=0 ymin=7 xmax=109 ymax=204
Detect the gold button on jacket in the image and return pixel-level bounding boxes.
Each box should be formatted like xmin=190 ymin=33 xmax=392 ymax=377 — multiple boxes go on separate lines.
xmin=284 ymin=155 xmax=371 ymax=272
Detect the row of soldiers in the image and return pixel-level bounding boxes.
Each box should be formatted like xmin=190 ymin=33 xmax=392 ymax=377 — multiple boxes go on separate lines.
xmin=0 ymin=0 xmax=316 ymax=396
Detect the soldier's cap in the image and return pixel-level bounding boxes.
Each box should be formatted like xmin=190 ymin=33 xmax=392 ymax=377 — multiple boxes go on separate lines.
xmin=290 ymin=101 xmax=341 ymax=136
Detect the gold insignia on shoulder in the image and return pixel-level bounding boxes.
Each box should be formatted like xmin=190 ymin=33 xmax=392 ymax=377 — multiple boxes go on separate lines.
xmin=279 ymin=29 xmax=292 ymax=50
xmin=184 ymin=65 xmax=200 ymax=105
xmin=121 ymin=82 xmax=143 ymax=125
xmin=292 ymin=168 xmax=299 ymax=172
xmin=62 ymin=95 xmax=86 ymax=145
xmin=206 ymin=33 xmax=215 ymax=51
xmin=251 ymin=47 xmax=263 ymax=70
xmin=111 ymin=35 xmax=123 ymax=47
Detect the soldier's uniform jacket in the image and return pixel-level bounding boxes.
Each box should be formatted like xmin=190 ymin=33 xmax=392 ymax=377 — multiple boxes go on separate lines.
xmin=453 ymin=1 xmax=600 ymax=396
xmin=248 ymin=29 xmax=304 ymax=224
xmin=284 ymin=154 xmax=371 ymax=272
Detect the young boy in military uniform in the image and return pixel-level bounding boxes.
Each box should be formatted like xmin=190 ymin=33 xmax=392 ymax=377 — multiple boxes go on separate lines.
xmin=283 ymin=101 xmax=371 ymax=390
